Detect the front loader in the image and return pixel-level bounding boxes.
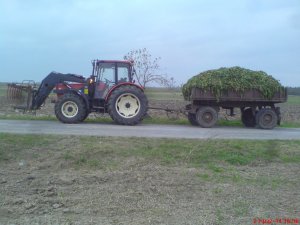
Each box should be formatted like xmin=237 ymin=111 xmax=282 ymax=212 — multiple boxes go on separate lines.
xmin=7 ymin=60 xmax=148 ymax=125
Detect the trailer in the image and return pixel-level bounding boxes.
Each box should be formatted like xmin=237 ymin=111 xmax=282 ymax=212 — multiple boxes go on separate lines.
xmin=185 ymin=88 xmax=287 ymax=129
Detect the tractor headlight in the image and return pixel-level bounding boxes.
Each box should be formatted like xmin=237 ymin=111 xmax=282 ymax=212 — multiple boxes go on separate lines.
xmin=88 ymin=78 xmax=94 ymax=84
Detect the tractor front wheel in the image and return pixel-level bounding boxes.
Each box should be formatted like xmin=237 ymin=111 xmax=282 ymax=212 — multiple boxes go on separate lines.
xmin=107 ymin=86 xmax=148 ymax=125
xmin=55 ymin=93 xmax=87 ymax=123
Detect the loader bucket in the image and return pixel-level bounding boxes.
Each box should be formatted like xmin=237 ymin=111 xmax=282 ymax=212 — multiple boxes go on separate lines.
xmin=7 ymin=81 xmax=35 ymax=111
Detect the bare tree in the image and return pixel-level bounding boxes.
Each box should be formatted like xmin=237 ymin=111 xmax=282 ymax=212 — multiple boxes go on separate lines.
xmin=167 ymin=77 xmax=176 ymax=89
xmin=124 ymin=48 xmax=171 ymax=88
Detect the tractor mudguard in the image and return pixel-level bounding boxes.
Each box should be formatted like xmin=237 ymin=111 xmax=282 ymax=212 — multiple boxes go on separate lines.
xmin=105 ymin=82 xmax=144 ymax=102
xmin=54 ymin=89 xmax=90 ymax=110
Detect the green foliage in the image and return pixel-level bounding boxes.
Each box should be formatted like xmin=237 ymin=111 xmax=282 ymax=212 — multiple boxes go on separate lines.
xmin=182 ymin=66 xmax=284 ymax=100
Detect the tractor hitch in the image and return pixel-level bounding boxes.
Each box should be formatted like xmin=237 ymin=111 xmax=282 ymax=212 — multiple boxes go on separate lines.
xmin=148 ymin=106 xmax=187 ymax=119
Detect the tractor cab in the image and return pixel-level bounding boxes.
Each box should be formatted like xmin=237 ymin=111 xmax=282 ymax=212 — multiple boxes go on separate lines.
xmin=91 ymin=60 xmax=134 ymax=100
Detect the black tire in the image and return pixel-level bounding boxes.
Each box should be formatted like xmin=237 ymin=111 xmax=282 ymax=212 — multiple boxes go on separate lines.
xmin=241 ymin=108 xmax=256 ymax=127
xmin=54 ymin=93 xmax=87 ymax=123
xmin=275 ymin=107 xmax=281 ymax=125
xmin=107 ymin=85 xmax=148 ymax=125
xmin=256 ymin=108 xmax=278 ymax=129
xmin=196 ymin=106 xmax=218 ymax=128
xmin=188 ymin=113 xmax=199 ymax=126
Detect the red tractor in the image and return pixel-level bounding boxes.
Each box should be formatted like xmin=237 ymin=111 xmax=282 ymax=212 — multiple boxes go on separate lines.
xmin=9 ymin=60 xmax=148 ymax=125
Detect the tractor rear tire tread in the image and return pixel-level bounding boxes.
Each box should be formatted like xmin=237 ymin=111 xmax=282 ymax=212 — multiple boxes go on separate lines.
xmin=107 ymin=85 xmax=148 ymax=125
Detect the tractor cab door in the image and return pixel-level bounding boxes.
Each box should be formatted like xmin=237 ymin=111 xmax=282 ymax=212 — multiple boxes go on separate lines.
xmin=94 ymin=63 xmax=116 ymax=99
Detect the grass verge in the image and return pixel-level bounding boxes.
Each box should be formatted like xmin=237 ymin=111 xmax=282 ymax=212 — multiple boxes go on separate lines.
xmin=1 ymin=133 xmax=300 ymax=167
xmin=285 ymin=95 xmax=300 ymax=105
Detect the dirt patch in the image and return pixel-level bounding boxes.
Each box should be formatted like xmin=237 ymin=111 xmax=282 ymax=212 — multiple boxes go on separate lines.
xmin=0 ymin=136 xmax=299 ymax=225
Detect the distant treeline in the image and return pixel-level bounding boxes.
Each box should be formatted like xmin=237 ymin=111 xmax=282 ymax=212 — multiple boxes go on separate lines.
xmin=287 ymin=87 xmax=300 ymax=96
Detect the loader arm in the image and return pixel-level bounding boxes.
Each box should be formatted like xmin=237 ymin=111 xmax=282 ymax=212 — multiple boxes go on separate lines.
xmin=31 ymin=72 xmax=86 ymax=109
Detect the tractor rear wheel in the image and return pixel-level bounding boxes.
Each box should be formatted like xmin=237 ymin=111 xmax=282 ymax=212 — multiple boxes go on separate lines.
xmin=107 ymin=85 xmax=148 ymax=125
xmin=80 ymin=110 xmax=90 ymax=122
xmin=55 ymin=93 xmax=87 ymax=123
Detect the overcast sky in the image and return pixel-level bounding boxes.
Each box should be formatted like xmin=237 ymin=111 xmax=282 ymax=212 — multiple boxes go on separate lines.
xmin=0 ymin=0 xmax=299 ymax=86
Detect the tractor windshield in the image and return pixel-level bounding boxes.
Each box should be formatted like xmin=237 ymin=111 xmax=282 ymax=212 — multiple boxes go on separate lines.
xmin=96 ymin=62 xmax=132 ymax=84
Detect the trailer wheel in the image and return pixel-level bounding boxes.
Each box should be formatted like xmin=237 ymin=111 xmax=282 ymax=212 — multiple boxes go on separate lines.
xmin=256 ymin=108 xmax=277 ymax=129
xmin=107 ymin=85 xmax=148 ymax=125
xmin=196 ymin=106 xmax=218 ymax=128
xmin=241 ymin=108 xmax=256 ymax=127
xmin=55 ymin=93 xmax=87 ymax=123
xmin=187 ymin=113 xmax=199 ymax=126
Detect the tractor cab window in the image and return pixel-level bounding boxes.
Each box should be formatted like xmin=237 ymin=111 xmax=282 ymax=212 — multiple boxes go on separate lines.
xmin=97 ymin=63 xmax=115 ymax=86
xmin=94 ymin=63 xmax=116 ymax=99
xmin=117 ymin=66 xmax=129 ymax=83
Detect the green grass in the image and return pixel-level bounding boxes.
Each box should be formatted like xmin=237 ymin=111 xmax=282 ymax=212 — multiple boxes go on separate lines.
xmin=0 ymin=133 xmax=299 ymax=194
xmin=286 ymin=95 xmax=300 ymax=105
xmin=1 ymin=133 xmax=299 ymax=167
xmin=280 ymin=121 xmax=300 ymax=128
xmin=0 ymin=133 xmax=52 ymax=161
xmin=0 ymin=114 xmax=57 ymax=121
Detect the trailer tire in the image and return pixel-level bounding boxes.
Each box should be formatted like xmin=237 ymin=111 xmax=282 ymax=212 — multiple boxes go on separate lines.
xmin=275 ymin=107 xmax=281 ymax=125
xmin=188 ymin=113 xmax=199 ymax=126
xmin=196 ymin=106 xmax=218 ymax=128
xmin=55 ymin=93 xmax=87 ymax=123
xmin=107 ymin=85 xmax=148 ymax=125
xmin=256 ymin=108 xmax=277 ymax=129
xmin=241 ymin=108 xmax=256 ymax=127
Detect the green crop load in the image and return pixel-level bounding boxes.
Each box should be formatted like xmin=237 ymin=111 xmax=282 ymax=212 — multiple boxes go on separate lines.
xmin=182 ymin=66 xmax=284 ymax=100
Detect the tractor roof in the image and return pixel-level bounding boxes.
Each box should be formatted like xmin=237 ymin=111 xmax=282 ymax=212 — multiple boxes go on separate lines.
xmin=96 ymin=60 xmax=134 ymax=65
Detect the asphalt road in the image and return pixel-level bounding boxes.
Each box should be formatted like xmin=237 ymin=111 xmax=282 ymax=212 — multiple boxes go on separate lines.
xmin=0 ymin=119 xmax=300 ymax=139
